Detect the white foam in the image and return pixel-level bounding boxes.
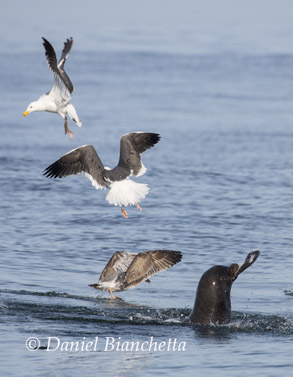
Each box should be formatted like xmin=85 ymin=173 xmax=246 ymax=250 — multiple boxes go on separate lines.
xmin=106 ymin=179 xmax=149 ymax=206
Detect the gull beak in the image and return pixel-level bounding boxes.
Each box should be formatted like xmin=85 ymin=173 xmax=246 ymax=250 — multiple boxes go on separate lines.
xmin=23 ymin=110 xmax=30 ymax=117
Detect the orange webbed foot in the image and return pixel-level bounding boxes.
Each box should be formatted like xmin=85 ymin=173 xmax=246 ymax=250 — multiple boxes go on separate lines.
xmin=121 ymin=207 xmax=128 ymax=219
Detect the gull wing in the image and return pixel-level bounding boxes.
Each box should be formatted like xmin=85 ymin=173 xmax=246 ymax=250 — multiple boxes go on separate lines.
xmin=42 ymin=37 xmax=71 ymax=100
xmin=43 ymin=145 xmax=106 ymax=189
xmin=123 ymin=250 xmax=182 ymax=290
xmin=98 ymin=251 xmax=138 ymax=283
xmin=118 ymin=132 xmax=160 ymax=177
xmin=57 ymin=37 xmax=74 ymax=93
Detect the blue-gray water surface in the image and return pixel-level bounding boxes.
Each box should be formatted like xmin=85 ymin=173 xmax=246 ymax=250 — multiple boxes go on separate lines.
xmin=1 ymin=2 xmax=293 ymax=376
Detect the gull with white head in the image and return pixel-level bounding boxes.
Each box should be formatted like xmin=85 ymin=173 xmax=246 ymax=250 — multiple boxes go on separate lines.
xmin=23 ymin=37 xmax=82 ymax=139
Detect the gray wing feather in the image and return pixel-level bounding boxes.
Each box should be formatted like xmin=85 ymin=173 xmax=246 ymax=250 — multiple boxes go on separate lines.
xmin=118 ymin=132 xmax=160 ymax=177
xmin=42 ymin=37 xmax=73 ymax=94
xmin=57 ymin=37 xmax=74 ymax=93
xmin=58 ymin=37 xmax=73 ymax=65
xmin=99 ymin=251 xmax=138 ymax=283
xmin=43 ymin=145 xmax=106 ymax=188
xmin=123 ymin=250 xmax=182 ymax=290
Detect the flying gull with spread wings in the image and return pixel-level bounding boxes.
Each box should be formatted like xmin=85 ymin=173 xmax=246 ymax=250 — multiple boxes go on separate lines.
xmin=23 ymin=37 xmax=82 ymax=139
xmin=43 ymin=132 xmax=160 ymax=218
xmin=89 ymin=250 xmax=182 ymax=299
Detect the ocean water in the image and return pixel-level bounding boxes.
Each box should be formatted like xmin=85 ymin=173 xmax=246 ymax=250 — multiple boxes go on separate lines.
xmin=1 ymin=2 xmax=293 ymax=376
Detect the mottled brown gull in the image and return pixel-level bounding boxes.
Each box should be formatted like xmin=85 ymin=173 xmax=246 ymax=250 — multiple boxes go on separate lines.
xmin=89 ymin=250 xmax=182 ymax=299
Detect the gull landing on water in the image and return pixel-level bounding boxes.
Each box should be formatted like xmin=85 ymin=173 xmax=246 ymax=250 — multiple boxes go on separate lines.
xmin=23 ymin=37 xmax=82 ymax=139
xmin=89 ymin=250 xmax=182 ymax=299
xmin=43 ymin=132 xmax=160 ymax=218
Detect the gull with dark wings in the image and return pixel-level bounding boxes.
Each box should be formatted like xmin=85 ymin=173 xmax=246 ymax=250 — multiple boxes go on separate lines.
xmin=89 ymin=250 xmax=182 ymax=299
xmin=23 ymin=37 xmax=82 ymax=139
xmin=43 ymin=132 xmax=160 ymax=218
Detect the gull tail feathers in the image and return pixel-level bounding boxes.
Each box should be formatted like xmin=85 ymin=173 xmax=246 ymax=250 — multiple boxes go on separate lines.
xmin=106 ymin=180 xmax=149 ymax=207
xmin=67 ymin=103 xmax=82 ymax=127
xmin=89 ymin=283 xmax=101 ymax=289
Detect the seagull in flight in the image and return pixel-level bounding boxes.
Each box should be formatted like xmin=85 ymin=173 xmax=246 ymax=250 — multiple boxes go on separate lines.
xmin=23 ymin=37 xmax=82 ymax=139
xmin=43 ymin=132 xmax=160 ymax=218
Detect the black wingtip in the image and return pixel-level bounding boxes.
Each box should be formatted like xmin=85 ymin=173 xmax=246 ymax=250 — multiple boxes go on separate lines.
xmin=43 ymin=162 xmax=59 ymax=179
xmin=161 ymin=250 xmax=182 ymax=265
xmin=152 ymin=133 xmax=160 ymax=145
xmin=42 ymin=37 xmax=56 ymax=58
xmin=42 ymin=37 xmax=50 ymax=46
xmin=173 ymin=250 xmax=183 ymax=264
xmin=63 ymin=37 xmax=74 ymax=51
xmin=144 ymin=132 xmax=161 ymax=149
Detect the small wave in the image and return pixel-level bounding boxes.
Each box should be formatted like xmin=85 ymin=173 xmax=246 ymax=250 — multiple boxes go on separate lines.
xmin=1 ymin=288 xmax=94 ymax=301
xmin=1 ymin=289 xmax=293 ymax=335
xmin=284 ymin=289 xmax=293 ymax=296
xmin=228 ymin=312 xmax=293 ymax=335
xmin=189 ymin=312 xmax=293 ymax=336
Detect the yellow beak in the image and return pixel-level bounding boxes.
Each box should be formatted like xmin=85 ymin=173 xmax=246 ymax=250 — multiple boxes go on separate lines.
xmin=23 ymin=110 xmax=30 ymax=117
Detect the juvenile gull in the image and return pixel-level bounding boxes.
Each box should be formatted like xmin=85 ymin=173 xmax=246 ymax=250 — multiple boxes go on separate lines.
xmin=23 ymin=37 xmax=82 ymax=139
xmin=43 ymin=132 xmax=160 ymax=218
xmin=89 ymin=250 xmax=182 ymax=299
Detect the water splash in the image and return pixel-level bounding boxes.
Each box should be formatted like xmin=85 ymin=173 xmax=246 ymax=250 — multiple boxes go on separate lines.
xmin=1 ymin=289 xmax=293 ymax=336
